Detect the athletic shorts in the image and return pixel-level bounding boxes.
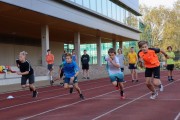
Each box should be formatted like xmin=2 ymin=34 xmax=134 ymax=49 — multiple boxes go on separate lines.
xmin=60 ymin=69 xmax=64 ymax=78
xmin=166 ymin=64 xmax=174 ymax=71
xmin=82 ymin=64 xmax=89 ymax=70
xmin=21 ymin=74 xmax=35 ymax=85
xmin=47 ymin=64 xmax=54 ymax=71
xmin=145 ymin=66 xmax=160 ymax=79
xmin=109 ymin=73 xmax=124 ymax=83
xmin=129 ymin=64 xmax=137 ymax=69
xmin=120 ymin=68 xmax=124 ymax=72
xmin=64 ymin=77 xmax=78 ymax=84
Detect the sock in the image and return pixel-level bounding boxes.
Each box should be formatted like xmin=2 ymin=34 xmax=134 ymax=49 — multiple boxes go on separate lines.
xmin=170 ymin=76 xmax=173 ymax=80
xmin=168 ymin=76 xmax=171 ymax=80
xmin=120 ymin=90 xmax=124 ymax=96
xmin=50 ymin=76 xmax=53 ymax=80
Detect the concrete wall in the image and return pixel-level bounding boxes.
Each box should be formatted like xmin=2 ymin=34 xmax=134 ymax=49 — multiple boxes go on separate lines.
xmin=0 ymin=41 xmax=64 ymax=66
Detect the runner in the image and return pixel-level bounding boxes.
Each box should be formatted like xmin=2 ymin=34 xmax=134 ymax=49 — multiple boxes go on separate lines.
xmin=16 ymin=51 xmax=38 ymax=98
xmin=46 ymin=49 xmax=54 ymax=85
xmin=128 ymin=47 xmax=138 ymax=83
xmin=59 ymin=53 xmax=84 ymax=100
xmin=165 ymin=46 xmax=175 ymax=82
xmin=138 ymin=41 xmax=168 ymax=99
xmin=105 ymin=48 xmax=125 ymax=99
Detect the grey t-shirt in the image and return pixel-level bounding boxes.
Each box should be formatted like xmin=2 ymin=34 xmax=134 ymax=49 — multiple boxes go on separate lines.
xmin=116 ymin=54 xmax=125 ymax=68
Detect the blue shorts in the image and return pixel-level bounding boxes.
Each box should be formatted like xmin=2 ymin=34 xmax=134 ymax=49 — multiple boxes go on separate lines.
xmin=109 ymin=73 xmax=124 ymax=83
xmin=64 ymin=77 xmax=78 ymax=84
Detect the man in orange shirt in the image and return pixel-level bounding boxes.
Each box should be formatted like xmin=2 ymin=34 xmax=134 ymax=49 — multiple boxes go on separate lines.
xmin=46 ymin=49 xmax=54 ymax=84
xmin=128 ymin=47 xmax=138 ymax=83
xmin=138 ymin=41 xmax=168 ymax=99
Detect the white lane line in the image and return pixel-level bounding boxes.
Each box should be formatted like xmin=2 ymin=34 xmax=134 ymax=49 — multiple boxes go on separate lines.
xmin=174 ymin=112 xmax=180 ymax=120
xmin=20 ymin=82 xmax=145 ymax=120
xmin=92 ymin=79 xmax=180 ymax=120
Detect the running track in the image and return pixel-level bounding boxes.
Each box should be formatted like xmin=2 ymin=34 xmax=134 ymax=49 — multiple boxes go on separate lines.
xmin=0 ymin=71 xmax=180 ymax=120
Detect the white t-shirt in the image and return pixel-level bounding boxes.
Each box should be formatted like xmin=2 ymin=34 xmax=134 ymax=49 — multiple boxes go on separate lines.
xmin=116 ymin=54 xmax=125 ymax=68
xmin=105 ymin=56 xmax=121 ymax=75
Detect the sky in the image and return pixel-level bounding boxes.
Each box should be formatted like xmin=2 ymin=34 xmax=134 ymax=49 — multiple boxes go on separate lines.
xmin=139 ymin=0 xmax=178 ymax=8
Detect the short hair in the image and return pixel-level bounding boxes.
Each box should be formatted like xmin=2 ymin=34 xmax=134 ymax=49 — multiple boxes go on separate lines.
xmin=131 ymin=47 xmax=134 ymax=49
xmin=117 ymin=48 xmax=122 ymax=52
xmin=47 ymin=49 xmax=51 ymax=52
xmin=84 ymin=50 xmax=87 ymax=52
xmin=108 ymin=48 xmax=116 ymax=54
xmin=66 ymin=53 xmax=72 ymax=58
xmin=138 ymin=41 xmax=148 ymax=48
xmin=20 ymin=51 xmax=28 ymax=56
xmin=167 ymin=46 xmax=172 ymax=50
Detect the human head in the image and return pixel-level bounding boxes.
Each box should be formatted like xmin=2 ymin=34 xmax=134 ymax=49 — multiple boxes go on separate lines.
xmin=19 ymin=51 xmax=28 ymax=62
xmin=138 ymin=41 xmax=149 ymax=53
xmin=65 ymin=53 xmax=72 ymax=63
xmin=64 ymin=50 xmax=66 ymax=54
xmin=72 ymin=49 xmax=75 ymax=54
xmin=108 ymin=48 xmax=116 ymax=59
xmin=167 ymin=46 xmax=172 ymax=52
xmin=84 ymin=50 xmax=87 ymax=55
xmin=117 ymin=48 xmax=122 ymax=54
xmin=130 ymin=47 xmax=134 ymax=52
xmin=47 ymin=49 xmax=51 ymax=54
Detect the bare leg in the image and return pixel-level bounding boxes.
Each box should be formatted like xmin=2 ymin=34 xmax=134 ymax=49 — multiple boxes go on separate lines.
xmin=146 ymin=77 xmax=155 ymax=93
xmin=74 ymin=83 xmax=82 ymax=94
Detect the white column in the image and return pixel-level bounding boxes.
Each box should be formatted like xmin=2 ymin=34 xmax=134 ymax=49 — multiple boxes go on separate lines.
xmin=97 ymin=37 xmax=102 ymax=66
xmin=119 ymin=41 xmax=123 ymax=49
xmin=74 ymin=32 xmax=81 ymax=66
xmin=113 ymin=39 xmax=116 ymax=51
xmin=41 ymin=25 xmax=49 ymax=67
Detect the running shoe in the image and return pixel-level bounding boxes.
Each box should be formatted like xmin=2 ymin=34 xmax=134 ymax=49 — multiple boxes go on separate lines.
xmin=159 ymin=85 xmax=164 ymax=92
xmin=150 ymin=92 xmax=158 ymax=100
xmin=50 ymin=80 xmax=54 ymax=86
xmin=82 ymin=77 xmax=86 ymax=79
xmin=87 ymin=77 xmax=90 ymax=79
xmin=32 ymin=91 xmax=38 ymax=98
xmin=70 ymin=86 xmax=74 ymax=94
xmin=121 ymin=93 xmax=126 ymax=100
xmin=123 ymin=80 xmax=127 ymax=83
xmin=132 ymin=80 xmax=135 ymax=83
xmin=136 ymin=80 xmax=139 ymax=83
xmin=80 ymin=94 xmax=85 ymax=100
xmin=60 ymin=83 xmax=64 ymax=87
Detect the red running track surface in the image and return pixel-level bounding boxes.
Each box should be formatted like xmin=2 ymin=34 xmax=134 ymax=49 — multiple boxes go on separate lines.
xmin=0 ymin=71 xmax=180 ymax=120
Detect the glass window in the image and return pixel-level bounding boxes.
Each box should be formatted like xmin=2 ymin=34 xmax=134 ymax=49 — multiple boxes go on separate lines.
xmin=117 ymin=6 xmax=120 ymax=22
xmin=112 ymin=3 xmax=117 ymax=20
xmin=102 ymin=0 xmax=107 ymax=16
xmin=107 ymin=0 xmax=112 ymax=18
xmin=69 ymin=0 xmax=75 ymax=2
xmin=90 ymin=0 xmax=96 ymax=11
xmin=97 ymin=0 xmax=102 ymax=13
xmin=83 ymin=0 xmax=90 ymax=8
xmin=75 ymin=0 xmax=82 ymax=5
xmin=125 ymin=10 xmax=130 ymax=25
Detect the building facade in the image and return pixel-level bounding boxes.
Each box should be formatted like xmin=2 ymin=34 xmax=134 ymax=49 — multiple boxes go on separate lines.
xmin=0 ymin=0 xmax=141 ymax=66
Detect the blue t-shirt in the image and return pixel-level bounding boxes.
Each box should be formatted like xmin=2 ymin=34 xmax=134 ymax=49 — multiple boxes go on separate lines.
xmin=60 ymin=61 xmax=79 ymax=78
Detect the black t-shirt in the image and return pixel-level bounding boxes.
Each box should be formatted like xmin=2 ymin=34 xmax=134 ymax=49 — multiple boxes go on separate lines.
xmin=81 ymin=54 xmax=90 ymax=64
xmin=16 ymin=59 xmax=34 ymax=76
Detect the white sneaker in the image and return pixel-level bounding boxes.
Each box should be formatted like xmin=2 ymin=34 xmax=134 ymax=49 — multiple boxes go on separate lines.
xmin=150 ymin=92 xmax=158 ymax=100
xmin=160 ymin=85 xmax=164 ymax=92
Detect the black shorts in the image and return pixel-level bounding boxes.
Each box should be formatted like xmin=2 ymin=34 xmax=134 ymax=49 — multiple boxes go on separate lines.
xmin=120 ymin=68 xmax=124 ymax=72
xmin=166 ymin=64 xmax=174 ymax=71
xmin=21 ymin=74 xmax=35 ymax=85
xmin=129 ymin=64 xmax=137 ymax=69
xmin=82 ymin=64 xmax=89 ymax=70
xmin=145 ymin=66 xmax=160 ymax=79
xmin=47 ymin=64 xmax=53 ymax=71
xmin=60 ymin=69 xmax=64 ymax=78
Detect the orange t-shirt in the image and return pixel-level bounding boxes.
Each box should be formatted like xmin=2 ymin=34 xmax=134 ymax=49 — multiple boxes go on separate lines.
xmin=46 ymin=54 xmax=54 ymax=64
xmin=138 ymin=48 xmax=160 ymax=68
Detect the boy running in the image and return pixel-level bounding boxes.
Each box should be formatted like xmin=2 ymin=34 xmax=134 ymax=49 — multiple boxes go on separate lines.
xmin=165 ymin=46 xmax=175 ymax=82
xmin=16 ymin=51 xmax=38 ymax=98
xmin=128 ymin=47 xmax=138 ymax=83
xmin=105 ymin=48 xmax=125 ymax=99
xmin=138 ymin=41 xmax=168 ymax=99
xmin=58 ymin=53 xmax=84 ymax=100
xmin=46 ymin=49 xmax=54 ymax=84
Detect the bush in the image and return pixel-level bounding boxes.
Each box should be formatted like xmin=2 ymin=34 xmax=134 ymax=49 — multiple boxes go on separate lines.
xmin=174 ymin=61 xmax=180 ymax=69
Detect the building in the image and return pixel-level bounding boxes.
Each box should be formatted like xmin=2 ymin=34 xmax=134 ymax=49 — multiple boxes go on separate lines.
xmin=0 ymin=0 xmax=141 ymax=67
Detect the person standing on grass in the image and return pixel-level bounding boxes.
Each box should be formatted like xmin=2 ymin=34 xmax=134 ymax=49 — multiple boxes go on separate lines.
xmin=16 ymin=51 xmax=38 ymax=98
xmin=165 ymin=46 xmax=175 ymax=82
xmin=81 ymin=50 xmax=90 ymax=79
xmin=72 ymin=49 xmax=77 ymax=62
xmin=46 ymin=49 xmax=54 ymax=85
xmin=128 ymin=47 xmax=138 ymax=83
xmin=58 ymin=53 xmax=84 ymax=100
xmin=105 ymin=48 xmax=125 ymax=99
xmin=138 ymin=41 xmax=168 ymax=99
